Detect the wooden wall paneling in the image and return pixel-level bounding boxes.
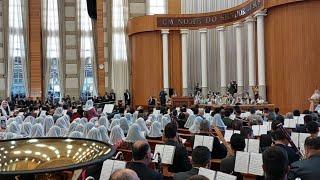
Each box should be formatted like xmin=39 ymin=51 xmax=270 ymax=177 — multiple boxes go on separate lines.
xmin=265 ymin=0 xmax=320 ymax=113
xmin=131 ymin=31 xmax=163 ymax=106
xmin=29 ymin=0 xmax=43 ymax=99
xmin=168 ymin=0 xmax=181 ymax=14
xmin=96 ymin=0 xmax=106 ymax=95
xmin=168 ymin=30 xmax=182 ymax=96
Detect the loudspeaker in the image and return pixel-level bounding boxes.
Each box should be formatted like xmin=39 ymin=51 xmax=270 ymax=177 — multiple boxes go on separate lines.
xmin=87 ymin=0 xmax=97 ymax=19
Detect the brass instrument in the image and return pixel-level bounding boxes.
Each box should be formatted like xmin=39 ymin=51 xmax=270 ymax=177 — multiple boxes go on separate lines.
xmin=0 ymin=137 xmax=115 ymax=179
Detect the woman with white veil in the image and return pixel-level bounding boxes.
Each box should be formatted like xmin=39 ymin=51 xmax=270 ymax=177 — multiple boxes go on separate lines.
xmin=84 ymin=99 xmax=98 ymax=120
xmin=113 ymin=114 xmax=121 ymax=119
xmin=109 ymin=125 xmax=125 ymax=147
xmin=184 ymin=114 xmax=196 ymax=129
xmin=80 ymin=117 xmax=88 ymax=125
xmin=75 ymin=124 xmax=85 ymax=134
xmin=98 ymin=116 xmax=110 ymax=129
xmin=21 ymin=122 xmax=32 ymax=137
xmin=43 ymin=116 xmax=54 ymax=135
xmin=84 ymin=122 xmax=95 ymax=136
xmin=136 ymin=118 xmax=150 ymax=134
xmin=89 ymin=117 xmax=99 ymax=125
xmin=124 ymin=113 xmax=133 ymax=125
xmin=86 ymin=127 xmax=102 ymax=141
xmin=53 ymin=107 xmax=64 ymax=121
xmin=109 ymin=118 xmax=120 ymax=131
xmin=0 ymin=100 xmax=11 ymax=117
xmin=161 ymin=117 xmax=170 ymax=130
xmin=56 ymin=117 xmax=69 ymax=136
xmin=125 ymin=123 xmax=146 ymax=143
xmin=68 ymin=121 xmax=78 ymax=135
xmin=14 ymin=116 xmax=23 ymax=125
xmin=7 ymin=118 xmax=15 ymax=126
xmin=30 ymin=124 xmax=45 ymax=138
xmin=24 ymin=116 xmax=35 ymax=125
xmin=148 ymin=121 xmax=163 ymax=138
xmin=119 ymin=117 xmax=129 ymax=134
xmin=98 ymin=125 xmax=110 ymax=143
xmin=189 ymin=116 xmax=202 ymax=134
xmin=212 ymin=112 xmax=226 ymax=131
xmin=6 ymin=121 xmax=20 ymax=134
xmin=132 ymin=111 xmax=138 ymax=124
xmin=35 ymin=117 xmax=45 ymax=126
xmin=69 ymin=131 xmax=84 ymax=138
xmin=4 ymin=132 xmax=19 ymax=140
xmin=47 ymin=126 xmax=62 ymax=137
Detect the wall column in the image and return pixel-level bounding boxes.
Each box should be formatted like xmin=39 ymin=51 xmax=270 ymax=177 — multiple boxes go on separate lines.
xmin=217 ymin=26 xmax=227 ymax=95
xmin=161 ymin=29 xmax=170 ymax=93
xmin=199 ymin=28 xmax=208 ymax=97
xmin=245 ymin=16 xmax=256 ymax=97
xmin=234 ymin=22 xmax=244 ymax=94
xmin=180 ymin=29 xmax=189 ymax=96
xmin=255 ymin=10 xmax=267 ymax=100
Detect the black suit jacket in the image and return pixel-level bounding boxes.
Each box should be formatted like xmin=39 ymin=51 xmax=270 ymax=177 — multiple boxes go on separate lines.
xmin=126 ymin=162 xmax=162 ymax=180
xmin=288 ymin=155 xmax=320 ymax=180
xmin=173 ymin=168 xmax=199 ymax=180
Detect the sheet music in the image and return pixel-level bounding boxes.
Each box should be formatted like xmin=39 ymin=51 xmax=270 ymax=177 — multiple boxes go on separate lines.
xmin=215 ymin=171 xmax=237 ymax=180
xmin=284 ymin=119 xmax=297 ymax=128
xmin=198 ymin=167 xmax=216 ymax=180
xmin=252 ymin=125 xmax=260 ymax=136
xmin=99 ymin=159 xmax=114 ymax=180
xmin=244 ymin=139 xmax=248 ymax=152
xmin=193 ymin=135 xmax=204 ymax=149
xmin=224 ymin=130 xmax=234 ymax=142
xmin=291 ymin=132 xmax=299 ymax=148
xmin=203 ymin=136 xmax=214 ymax=152
xmin=297 ymin=116 xmax=305 ymax=125
xmin=153 ymin=144 xmax=165 ymax=162
xmin=112 ymin=160 xmax=126 ymax=172
xmin=162 ymin=145 xmax=175 ymax=165
xmin=299 ymin=133 xmax=310 ymax=148
xmin=247 ymin=139 xmax=260 ymax=153
xmin=259 ymin=125 xmax=268 ymax=135
xmin=234 ymin=130 xmax=240 ymax=134
xmin=103 ymin=104 xmax=115 ymax=114
xmin=234 ymin=151 xmax=250 ymax=174
xmin=248 ymin=153 xmax=264 ymax=176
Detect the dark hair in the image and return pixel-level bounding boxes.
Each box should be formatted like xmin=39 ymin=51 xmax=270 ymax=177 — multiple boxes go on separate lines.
xmin=224 ymin=109 xmax=231 ymax=117
xmin=263 ymin=108 xmax=270 ymax=113
xmin=193 ymin=108 xmax=199 ymax=115
xmin=306 ymin=121 xmax=319 ymax=134
xmin=302 ymin=110 xmax=311 ymax=114
xmin=250 ymin=107 xmax=256 ymax=114
xmin=178 ymin=112 xmax=186 ymax=120
xmin=132 ymin=141 xmax=150 ymax=161
xmin=191 ymin=146 xmax=211 ymax=166
xmin=260 ymin=134 xmax=273 ymax=152
xmin=304 ymin=115 xmax=313 ymax=124
xmin=172 ymin=109 xmax=178 ymax=117
xmin=263 ymin=146 xmax=289 ymax=179
xmin=240 ymin=127 xmax=253 ymax=138
xmin=164 ymin=123 xmax=177 ymax=139
xmin=305 ymin=136 xmax=320 ymax=150
xmin=271 ymin=120 xmax=281 ymax=131
xmin=276 ymin=115 xmax=285 ymax=124
xmin=293 ymin=109 xmax=300 ymax=117
xmin=205 ymin=106 xmax=211 ymax=113
xmin=275 ymin=107 xmax=280 ymax=114
xmin=273 ymin=128 xmax=286 ymax=141
xmin=232 ymin=119 xmax=243 ymax=130
xmin=187 ymin=175 xmax=209 ymax=180
xmin=230 ymin=134 xmax=246 ymax=151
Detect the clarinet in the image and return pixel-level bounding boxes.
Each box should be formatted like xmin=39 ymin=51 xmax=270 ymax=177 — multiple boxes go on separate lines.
xmin=276 ymin=124 xmax=304 ymax=158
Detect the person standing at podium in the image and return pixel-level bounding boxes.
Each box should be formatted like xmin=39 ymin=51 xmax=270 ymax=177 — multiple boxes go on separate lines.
xmin=159 ymin=89 xmax=167 ymax=106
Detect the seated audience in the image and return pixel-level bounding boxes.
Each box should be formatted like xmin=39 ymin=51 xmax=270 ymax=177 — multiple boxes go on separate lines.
xmin=260 ymin=134 xmax=273 ymax=153
xmin=173 ymin=146 xmax=211 ymax=180
xmin=247 ymin=108 xmax=263 ymax=125
xmin=126 ymin=140 xmax=162 ymax=180
xmin=222 ymin=109 xmax=233 ymax=128
xmin=110 ymin=169 xmax=140 ymax=180
xmin=240 ymin=127 xmax=254 ymax=139
xmin=288 ymin=137 xmax=320 ymax=180
xmin=296 ymin=114 xmax=313 ymax=133
xmin=164 ymin=123 xmax=192 ymax=173
xmin=263 ymin=146 xmax=289 ymax=180
xmin=306 ymin=121 xmax=319 ymax=137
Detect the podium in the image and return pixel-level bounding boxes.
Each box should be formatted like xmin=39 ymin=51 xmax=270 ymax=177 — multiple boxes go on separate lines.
xmin=171 ymin=96 xmax=194 ymax=107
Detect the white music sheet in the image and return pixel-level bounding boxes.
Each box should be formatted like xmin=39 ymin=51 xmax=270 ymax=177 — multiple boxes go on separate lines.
xmin=247 ymin=139 xmax=260 ymax=153
xmin=103 ymin=104 xmax=115 ymax=114
xmin=291 ymin=132 xmax=300 ymax=148
xmin=215 ymin=171 xmax=237 ymax=180
xmin=248 ymin=153 xmax=264 ymax=176
xmin=234 ymin=151 xmax=250 ymax=174
xmin=252 ymin=125 xmax=260 ymax=136
xmin=203 ymin=136 xmax=214 ymax=152
xmin=193 ymin=135 xmax=204 ymax=149
xmin=224 ymin=130 xmax=234 ymax=142
xmin=162 ymin=145 xmax=175 ymax=165
xmin=259 ymin=125 xmax=268 ymax=135
xmin=153 ymin=144 xmax=165 ymax=163
xmin=99 ymin=159 xmax=115 ymax=180
xmin=198 ymin=167 xmax=216 ymax=180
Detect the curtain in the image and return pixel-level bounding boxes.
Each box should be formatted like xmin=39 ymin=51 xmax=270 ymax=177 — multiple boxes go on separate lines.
xmin=181 ymin=0 xmax=249 ymax=92
xmin=41 ymin=0 xmax=63 ymax=100
xmin=77 ymin=0 xmax=98 ymax=97
xmin=111 ymin=0 xmax=129 ymax=100
xmin=6 ymin=0 xmax=29 ymax=98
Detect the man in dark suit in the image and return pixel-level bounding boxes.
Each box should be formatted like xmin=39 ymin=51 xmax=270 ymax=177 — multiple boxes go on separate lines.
xmin=109 ymin=89 xmax=116 ymax=102
xmin=124 ymin=89 xmax=131 ymax=106
xmin=288 ymin=136 xmax=320 ymax=180
xmin=126 ymin=140 xmax=162 ymax=180
xmin=173 ymin=146 xmax=211 ymax=180
xmin=263 ymin=146 xmax=289 ymax=180
xmin=163 ymin=123 xmax=192 ymax=173
xmin=159 ymin=89 xmax=167 ymax=106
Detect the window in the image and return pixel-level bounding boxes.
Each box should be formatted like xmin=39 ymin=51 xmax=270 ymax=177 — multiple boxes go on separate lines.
xmin=147 ymin=0 xmax=167 ymax=15
xmin=79 ymin=0 xmax=97 ymax=101
xmin=43 ymin=0 xmax=61 ymax=102
xmin=9 ymin=0 xmax=27 ymax=98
